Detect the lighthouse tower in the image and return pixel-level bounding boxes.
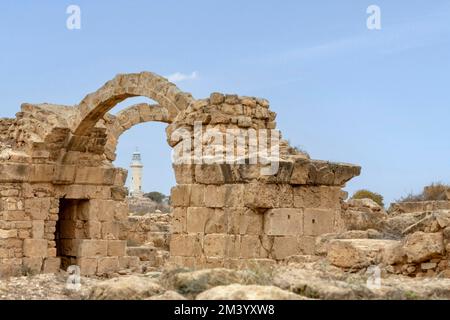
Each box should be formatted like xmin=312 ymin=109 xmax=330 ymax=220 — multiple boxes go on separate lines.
xmin=130 ymin=150 xmax=144 ymax=197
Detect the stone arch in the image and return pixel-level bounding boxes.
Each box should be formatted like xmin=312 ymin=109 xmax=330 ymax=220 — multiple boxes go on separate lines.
xmin=103 ymin=103 xmax=171 ymax=161
xmin=65 ymin=71 xmax=195 ymax=159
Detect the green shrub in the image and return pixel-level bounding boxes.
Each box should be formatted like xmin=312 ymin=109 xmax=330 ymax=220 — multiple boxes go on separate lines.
xmin=351 ymin=189 xmax=384 ymax=207
xmin=143 ymin=191 xmax=166 ymax=203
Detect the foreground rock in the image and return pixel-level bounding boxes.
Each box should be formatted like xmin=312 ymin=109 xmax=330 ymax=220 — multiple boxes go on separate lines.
xmin=403 ymin=232 xmax=444 ymax=263
xmin=1 ymin=265 xmax=450 ymax=300
xmin=196 ymin=284 xmax=304 ymax=300
xmin=87 ymin=275 xmax=164 ymax=300
xmin=161 ymin=268 xmax=263 ymax=296
xmin=327 ymin=239 xmax=403 ymax=268
xmin=274 ymin=263 xmax=450 ymax=300
xmin=273 ymin=266 xmax=375 ymax=300
xmin=147 ymin=291 xmax=187 ymax=300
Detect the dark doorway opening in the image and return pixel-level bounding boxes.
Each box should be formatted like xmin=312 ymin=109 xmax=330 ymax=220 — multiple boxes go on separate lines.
xmin=55 ymin=199 xmax=89 ymax=270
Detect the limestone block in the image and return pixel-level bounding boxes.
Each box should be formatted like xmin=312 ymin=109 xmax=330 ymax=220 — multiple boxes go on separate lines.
xmin=278 ymin=185 xmax=294 ymax=207
xmin=47 ymin=248 xmax=57 ymax=257
xmin=113 ymin=168 xmax=128 ymax=186
xmin=0 ymin=238 xmax=22 ymax=249
xmin=61 ymin=185 xmax=111 ymax=200
xmin=186 ymin=207 xmax=214 ymax=233
xmin=319 ymin=187 xmax=342 ymax=209
xmin=111 ymin=187 xmax=128 ymax=201
xmin=112 ymin=201 xmax=127 ymax=220
xmin=0 ymin=258 xmax=21 ymax=277
xmin=23 ymin=239 xmax=48 ymax=257
xmin=327 ymin=239 xmax=403 ymax=268
xmin=236 ymin=209 xmax=263 ymax=235
xmin=22 ymin=257 xmax=43 ymax=274
xmin=271 ymin=236 xmax=299 ymax=260
xmin=101 ymin=221 xmax=120 ymax=239
xmin=107 ymin=240 xmax=126 ymax=256
xmin=293 ymin=186 xmax=321 ymax=209
xmin=173 ymin=164 xmax=195 ymax=184
xmin=195 ymin=164 xmax=225 ymax=184
xmin=53 ymin=165 xmax=76 ymax=184
xmin=189 ymin=184 xmax=205 ymax=207
xmin=0 ymin=229 xmax=17 ymax=239
xmin=259 ymin=161 xmax=293 ymax=184
xmin=0 ymin=189 xmax=19 ymax=197
xmin=88 ymin=199 xmax=114 ymax=222
xmin=18 ymin=230 xmax=30 ymax=239
xmin=171 ymin=185 xmax=191 ymax=207
xmin=290 ymin=160 xmax=310 ymax=184
xmin=0 ymin=164 xmax=29 ymax=183
xmin=204 ymin=185 xmax=226 ymax=208
xmin=303 ymin=208 xmax=335 ymax=236
xmin=32 ymin=221 xmax=45 ymax=239
xmin=225 ymin=235 xmax=241 ymax=258
xmin=24 ymin=197 xmax=51 ymax=220
xmin=204 ymin=234 xmax=227 ymax=258
xmin=3 ymin=211 xmax=28 ymax=221
xmin=86 ymin=221 xmax=102 ymax=239
xmin=42 ymin=257 xmax=61 ymax=273
xmin=240 ymin=235 xmax=267 ymax=259
xmin=224 ymin=185 xmax=245 ymax=207
xmin=126 ymin=246 xmax=156 ymax=262
xmin=118 ymin=256 xmax=140 ymax=269
xmin=77 ymin=239 xmax=108 ymax=257
xmin=244 ymin=183 xmax=279 ymax=209
xmin=299 ymin=236 xmax=316 ymax=255
xmin=264 ymin=208 xmax=303 ymax=236
xmin=171 ymin=207 xmax=186 ymax=234
xmin=210 ymin=92 xmax=225 ymax=105
xmin=404 ymin=232 xmax=444 ymax=263
xmin=205 ymin=209 xmax=228 ymax=234
xmin=170 ymin=234 xmax=202 ymax=257
xmin=78 ymin=257 xmax=98 ymax=276
xmin=29 ymin=164 xmax=55 ymax=183
xmin=74 ymin=167 xmax=116 ymax=185
xmin=15 ymin=221 xmax=32 ymax=229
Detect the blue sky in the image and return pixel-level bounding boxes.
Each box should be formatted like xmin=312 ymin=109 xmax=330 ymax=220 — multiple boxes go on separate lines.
xmin=1 ymin=1 xmax=449 ymax=205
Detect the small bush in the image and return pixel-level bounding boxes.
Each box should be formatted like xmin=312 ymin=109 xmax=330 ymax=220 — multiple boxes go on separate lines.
xmin=423 ymin=182 xmax=449 ymax=201
xmin=351 ymin=189 xmax=384 ymax=207
xmin=398 ymin=182 xmax=449 ymax=202
xmin=143 ymin=191 xmax=166 ymax=203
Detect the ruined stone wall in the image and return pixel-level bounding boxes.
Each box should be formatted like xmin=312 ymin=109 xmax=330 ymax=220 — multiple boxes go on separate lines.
xmin=126 ymin=213 xmax=170 ymax=249
xmin=166 ymin=93 xmax=359 ymax=269
xmin=169 ymin=162 xmax=355 ymax=269
xmin=389 ymin=200 xmax=450 ymax=215
xmin=0 ymin=72 xmax=360 ymax=278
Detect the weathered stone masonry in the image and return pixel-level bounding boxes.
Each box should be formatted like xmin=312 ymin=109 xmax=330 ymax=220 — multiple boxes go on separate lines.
xmin=0 ymin=72 xmax=360 ymax=277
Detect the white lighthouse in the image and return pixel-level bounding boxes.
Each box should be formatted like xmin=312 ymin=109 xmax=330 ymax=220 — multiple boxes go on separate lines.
xmin=130 ymin=150 xmax=144 ymax=197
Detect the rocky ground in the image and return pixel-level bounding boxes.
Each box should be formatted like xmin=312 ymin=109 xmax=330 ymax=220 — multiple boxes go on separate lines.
xmin=1 ymin=258 xmax=450 ymax=300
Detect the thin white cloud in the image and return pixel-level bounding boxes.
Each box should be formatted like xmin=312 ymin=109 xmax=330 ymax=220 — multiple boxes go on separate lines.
xmin=166 ymin=71 xmax=198 ymax=83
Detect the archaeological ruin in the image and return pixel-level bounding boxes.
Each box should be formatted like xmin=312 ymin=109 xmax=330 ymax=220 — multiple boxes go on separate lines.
xmin=0 ymin=71 xmax=361 ymax=277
